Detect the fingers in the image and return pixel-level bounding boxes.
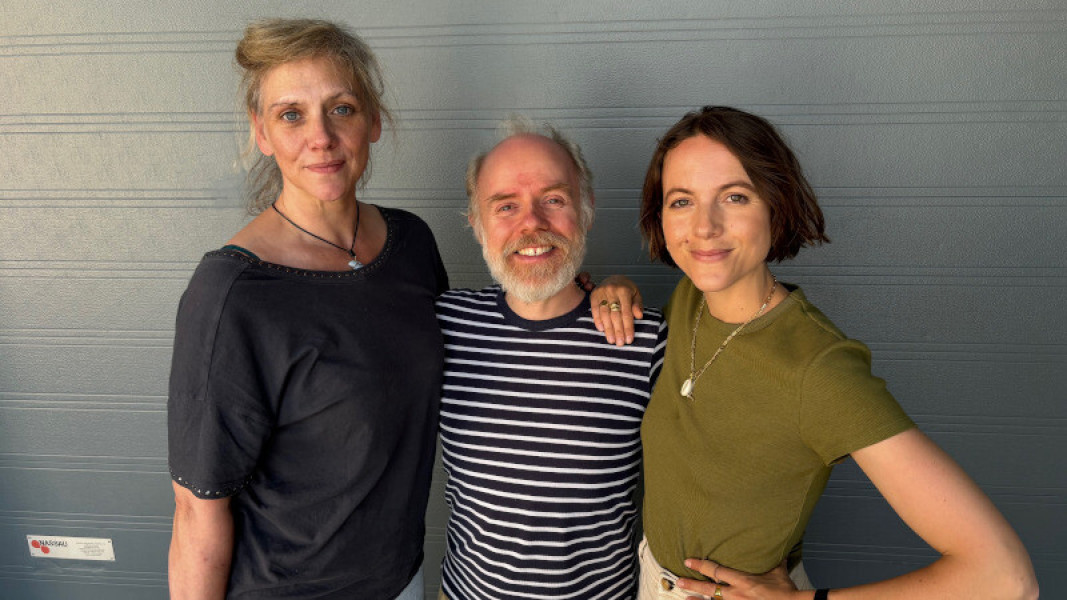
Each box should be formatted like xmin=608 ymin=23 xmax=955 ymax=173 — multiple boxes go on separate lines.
xmin=589 ymin=288 xmax=608 ymax=332
xmin=629 ymin=287 xmax=645 ymax=320
xmin=601 ymin=298 xmax=631 ymax=345
xmin=676 ymin=558 xmax=727 ymax=597
xmin=684 ymin=558 xmax=725 ymax=581
xmin=606 ymin=295 xmax=636 ymax=346
xmin=675 ymin=577 xmax=720 ymax=596
xmin=679 ymin=558 xmax=799 ymax=600
xmin=589 ymin=292 xmax=630 ymax=345
xmin=587 ymin=275 xmax=643 ymax=346
xmin=598 ymin=275 xmax=644 ymax=318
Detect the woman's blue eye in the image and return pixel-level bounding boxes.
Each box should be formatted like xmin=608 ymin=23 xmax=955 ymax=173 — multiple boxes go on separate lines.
xmin=281 ymin=111 xmax=299 ymax=122
xmin=334 ymin=105 xmax=353 ymax=116
xmin=726 ymin=193 xmax=748 ymax=204
xmin=668 ymin=198 xmax=691 ymax=208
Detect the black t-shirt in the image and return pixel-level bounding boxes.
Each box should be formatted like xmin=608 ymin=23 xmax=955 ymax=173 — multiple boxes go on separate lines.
xmin=168 ymin=207 xmax=448 ymax=599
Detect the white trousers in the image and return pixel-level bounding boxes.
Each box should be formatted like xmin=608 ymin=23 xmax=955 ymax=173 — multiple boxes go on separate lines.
xmin=637 ymin=536 xmax=812 ymax=600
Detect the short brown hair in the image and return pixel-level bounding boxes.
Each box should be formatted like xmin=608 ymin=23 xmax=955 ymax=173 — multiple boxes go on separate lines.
xmin=236 ymin=19 xmax=393 ymax=214
xmin=639 ymin=106 xmax=828 ymax=266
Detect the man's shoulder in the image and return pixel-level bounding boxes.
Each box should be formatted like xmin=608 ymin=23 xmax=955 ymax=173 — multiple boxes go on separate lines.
xmin=637 ymin=306 xmax=665 ymax=325
xmin=632 ymin=306 xmax=667 ymax=343
xmin=438 ymin=285 xmax=500 ymax=305
xmin=436 ymin=285 xmax=503 ymax=322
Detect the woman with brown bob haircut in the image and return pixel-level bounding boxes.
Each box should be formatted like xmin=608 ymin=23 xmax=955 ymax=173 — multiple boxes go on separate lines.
xmin=592 ymin=106 xmax=1036 ymax=599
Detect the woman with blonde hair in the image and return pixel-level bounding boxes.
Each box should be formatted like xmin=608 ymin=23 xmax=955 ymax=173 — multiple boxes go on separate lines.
xmin=167 ymin=19 xmax=447 ymax=599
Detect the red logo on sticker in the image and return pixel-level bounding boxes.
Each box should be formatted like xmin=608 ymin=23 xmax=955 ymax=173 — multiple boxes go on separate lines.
xmin=42 ymin=546 xmax=50 ymax=554
xmin=31 ymin=540 xmax=41 ymax=548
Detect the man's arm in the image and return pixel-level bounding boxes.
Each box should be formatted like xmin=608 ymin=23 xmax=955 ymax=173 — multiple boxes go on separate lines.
xmin=169 ymin=481 xmax=234 ymax=600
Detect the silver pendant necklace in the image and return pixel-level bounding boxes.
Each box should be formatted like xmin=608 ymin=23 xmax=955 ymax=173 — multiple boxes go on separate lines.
xmin=680 ymin=276 xmax=777 ymax=399
xmin=272 ymin=200 xmax=363 ymax=270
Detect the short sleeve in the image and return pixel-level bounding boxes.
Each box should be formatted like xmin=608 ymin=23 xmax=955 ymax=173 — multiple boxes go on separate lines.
xmin=799 ymin=340 xmax=915 ymax=465
xmin=167 ymin=257 xmax=273 ymax=499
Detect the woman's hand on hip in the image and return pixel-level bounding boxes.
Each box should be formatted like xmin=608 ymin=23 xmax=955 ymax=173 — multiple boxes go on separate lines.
xmin=676 ymin=559 xmax=804 ymax=600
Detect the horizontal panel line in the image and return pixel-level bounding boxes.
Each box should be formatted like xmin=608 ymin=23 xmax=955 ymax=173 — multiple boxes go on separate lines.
xmin=0 ymin=509 xmax=170 ymax=521
xmin=0 ymin=569 xmax=167 ymax=586
xmin=819 ymin=493 xmax=1066 ymax=506
xmin=0 ymin=10 xmax=1062 ymax=42
xmin=0 ymin=404 xmax=166 ymax=412
xmin=5 ymin=101 xmax=1067 ymax=120
xmin=0 ymin=392 xmax=164 ymax=402
xmin=1 ymin=101 xmax=1066 ymax=130
xmin=0 ymin=328 xmax=171 ymax=334
xmin=2 ymin=263 xmax=1064 ymax=274
xmin=0 ymin=451 xmax=164 ymax=460
xmin=0 ymin=465 xmax=168 ymax=475
xmin=2 ymin=116 xmax=1065 ymax=134
xmin=825 ymin=479 xmax=1065 ymax=493
xmin=0 ymin=337 xmax=1063 ymax=355
xmin=2 ymin=19 xmax=1063 ymax=56
xmin=0 ymin=185 xmax=1063 ymax=197
xmin=0 ymin=518 xmax=172 ymax=531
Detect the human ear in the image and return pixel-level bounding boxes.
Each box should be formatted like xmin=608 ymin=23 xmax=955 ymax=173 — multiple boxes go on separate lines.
xmin=369 ymin=110 xmax=382 ymax=143
xmin=251 ymin=111 xmax=274 ymax=157
xmin=468 ymin=212 xmax=483 ymax=243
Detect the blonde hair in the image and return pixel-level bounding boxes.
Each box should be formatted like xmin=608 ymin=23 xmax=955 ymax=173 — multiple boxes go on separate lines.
xmin=235 ymin=18 xmax=393 ymax=214
xmin=466 ymin=116 xmax=595 ymax=232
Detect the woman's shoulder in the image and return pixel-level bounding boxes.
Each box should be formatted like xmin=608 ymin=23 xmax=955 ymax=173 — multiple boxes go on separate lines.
xmin=662 ymin=276 xmax=700 ymax=321
xmin=377 ymin=205 xmax=439 ymax=245
xmin=178 ymin=251 xmax=256 ymax=310
xmin=378 ymin=205 xmax=429 ymax=228
xmin=780 ymin=287 xmax=850 ymax=343
xmin=191 ymin=249 xmax=255 ymax=282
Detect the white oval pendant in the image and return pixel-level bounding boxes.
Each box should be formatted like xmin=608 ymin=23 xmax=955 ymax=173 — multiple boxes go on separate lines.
xmin=348 ymin=259 xmax=363 ymax=270
xmin=680 ymin=378 xmax=694 ymax=398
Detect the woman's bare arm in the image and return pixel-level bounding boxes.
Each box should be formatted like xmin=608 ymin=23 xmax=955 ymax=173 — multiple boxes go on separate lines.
xmin=169 ymin=481 xmax=234 ymax=600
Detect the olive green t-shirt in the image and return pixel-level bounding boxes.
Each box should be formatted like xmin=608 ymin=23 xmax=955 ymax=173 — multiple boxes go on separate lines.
xmin=642 ymin=278 xmax=914 ymax=577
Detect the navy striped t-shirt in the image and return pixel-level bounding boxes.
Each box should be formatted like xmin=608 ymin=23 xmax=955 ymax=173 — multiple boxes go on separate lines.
xmin=437 ymin=286 xmax=666 ymax=600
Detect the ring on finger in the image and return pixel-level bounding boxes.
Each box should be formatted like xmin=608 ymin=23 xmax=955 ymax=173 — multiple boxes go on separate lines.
xmin=713 ymin=584 xmax=724 ymax=599
xmin=599 ymin=299 xmax=609 ymax=307
xmin=609 ymin=302 xmax=621 ymax=312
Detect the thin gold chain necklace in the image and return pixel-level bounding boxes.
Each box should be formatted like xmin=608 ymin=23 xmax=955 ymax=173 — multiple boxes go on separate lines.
xmin=680 ymin=276 xmax=777 ymax=399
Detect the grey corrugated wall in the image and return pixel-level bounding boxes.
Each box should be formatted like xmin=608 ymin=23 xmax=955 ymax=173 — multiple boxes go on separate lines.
xmin=1 ymin=1 xmax=1063 ymax=598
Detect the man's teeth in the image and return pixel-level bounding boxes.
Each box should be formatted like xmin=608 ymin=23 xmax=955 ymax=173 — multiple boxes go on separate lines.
xmin=517 ymin=246 xmax=552 ymax=257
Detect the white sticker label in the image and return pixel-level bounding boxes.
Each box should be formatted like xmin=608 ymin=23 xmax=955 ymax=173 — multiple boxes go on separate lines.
xmin=27 ymin=535 xmax=115 ymax=561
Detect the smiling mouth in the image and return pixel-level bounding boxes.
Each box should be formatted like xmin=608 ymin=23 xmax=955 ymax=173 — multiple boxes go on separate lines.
xmin=307 ymin=160 xmax=344 ymax=171
xmin=516 ymin=246 xmax=553 ymax=257
xmin=691 ymin=248 xmax=731 ymax=259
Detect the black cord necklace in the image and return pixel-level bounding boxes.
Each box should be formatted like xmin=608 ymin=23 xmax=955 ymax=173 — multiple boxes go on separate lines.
xmin=272 ymin=201 xmax=363 ymax=270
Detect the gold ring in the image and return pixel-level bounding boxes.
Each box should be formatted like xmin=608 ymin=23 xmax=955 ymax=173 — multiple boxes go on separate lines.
xmin=714 ymin=584 xmax=724 ymax=599
xmin=599 ymin=299 xmax=609 ymax=307
xmin=609 ymin=302 xmax=621 ymax=312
